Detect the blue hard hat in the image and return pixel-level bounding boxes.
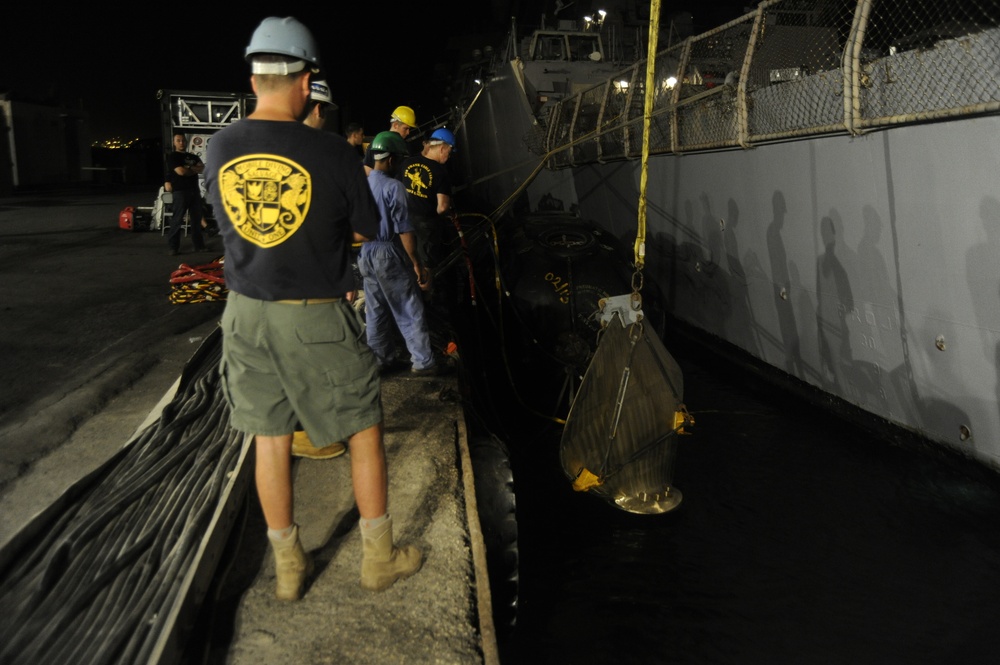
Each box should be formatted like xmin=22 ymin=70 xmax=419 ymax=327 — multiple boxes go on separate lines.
xmin=429 ymin=127 xmax=456 ymax=149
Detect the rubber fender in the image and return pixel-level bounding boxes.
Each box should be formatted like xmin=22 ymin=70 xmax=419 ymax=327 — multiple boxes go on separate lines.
xmin=469 ymin=435 xmax=519 ymax=636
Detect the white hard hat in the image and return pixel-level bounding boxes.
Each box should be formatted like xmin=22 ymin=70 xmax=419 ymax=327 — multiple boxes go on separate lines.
xmin=246 ymin=16 xmax=322 ymax=75
xmin=310 ymin=79 xmax=334 ymax=106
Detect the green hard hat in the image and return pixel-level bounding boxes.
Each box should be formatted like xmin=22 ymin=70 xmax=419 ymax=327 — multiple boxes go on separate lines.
xmin=370 ymin=131 xmax=409 ymax=158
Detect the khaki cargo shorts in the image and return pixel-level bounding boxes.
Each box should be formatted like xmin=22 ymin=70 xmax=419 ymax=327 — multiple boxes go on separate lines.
xmin=219 ymin=291 xmax=382 ymax=445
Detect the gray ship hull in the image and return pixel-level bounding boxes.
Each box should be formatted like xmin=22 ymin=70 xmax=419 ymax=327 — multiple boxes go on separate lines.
xmin=571 ymin=115 xmax=1000 ymax=466
xmin=448 ymin=2 xmax=1000 ymax=467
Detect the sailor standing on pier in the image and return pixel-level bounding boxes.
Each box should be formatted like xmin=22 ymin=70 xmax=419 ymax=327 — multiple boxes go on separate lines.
xmin=204 ymin=15 xmax=423 ymax=601
xmin=359 ymin=131 xmax=443 ymax=377
xmin=363 ymin=104 xmax=417 ymax=176
xmin=400 ymin=127 xmax=457 ymax=325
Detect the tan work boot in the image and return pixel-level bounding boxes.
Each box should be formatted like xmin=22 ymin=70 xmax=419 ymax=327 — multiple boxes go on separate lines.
xmin=269 ymin=524 xmax=314 ymax=601
xmin=292 ymin=431 xmax=346 ymax=460
xmin=360 ymin=516 xmax=423 ymax=591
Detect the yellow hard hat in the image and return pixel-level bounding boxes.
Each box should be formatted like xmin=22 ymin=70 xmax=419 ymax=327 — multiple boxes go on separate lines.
xmin=390 ymin=105 xmax=417 ymax=128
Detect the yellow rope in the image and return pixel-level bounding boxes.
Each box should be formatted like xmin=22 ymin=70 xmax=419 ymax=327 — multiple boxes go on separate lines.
xmin=635 ymin=0 xmax=662 ymax=272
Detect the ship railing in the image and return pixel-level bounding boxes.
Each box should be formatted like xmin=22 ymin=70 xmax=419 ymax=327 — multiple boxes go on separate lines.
xmin=543 ymin=0 xmax=1000 ymax=168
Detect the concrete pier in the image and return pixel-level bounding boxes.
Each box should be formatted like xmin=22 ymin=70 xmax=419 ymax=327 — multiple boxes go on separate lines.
xmin=221 ymin=372 xmax=494 ymax=664
xmin=0 ymin=187 xmax=497 ymax=664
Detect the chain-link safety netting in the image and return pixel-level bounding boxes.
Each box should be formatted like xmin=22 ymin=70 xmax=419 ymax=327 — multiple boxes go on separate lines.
xmin=542 ymin=0 xmax=1000 ymax=164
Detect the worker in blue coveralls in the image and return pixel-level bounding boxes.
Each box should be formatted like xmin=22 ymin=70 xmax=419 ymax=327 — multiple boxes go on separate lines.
xmin=358 ymin=131 xmax=446 ymax=377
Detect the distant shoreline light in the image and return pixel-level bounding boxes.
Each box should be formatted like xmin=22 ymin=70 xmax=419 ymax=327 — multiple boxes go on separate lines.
xmin=92 ymin=137 xmax=141 ymax=149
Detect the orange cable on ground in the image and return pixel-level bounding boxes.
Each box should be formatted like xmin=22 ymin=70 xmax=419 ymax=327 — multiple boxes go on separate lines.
xmin=169 ymin=256 xmax=228 ymax=304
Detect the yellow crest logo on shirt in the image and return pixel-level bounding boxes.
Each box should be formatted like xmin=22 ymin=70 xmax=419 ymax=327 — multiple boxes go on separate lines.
xmin=403 ymin=162 xmax=432 ymax=200
xmin=217 ymin=155 xmax=311 ymax=247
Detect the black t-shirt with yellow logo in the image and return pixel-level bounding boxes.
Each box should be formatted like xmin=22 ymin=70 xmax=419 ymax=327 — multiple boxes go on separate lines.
xmin=205 ymin=119 xmax=379 ymax=301
xmin=399 ymin=154 xmax=452 ymax=219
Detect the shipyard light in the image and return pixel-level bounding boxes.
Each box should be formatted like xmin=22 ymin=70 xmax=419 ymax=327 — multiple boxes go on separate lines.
xmin=665 ymin=75 xmax=678 ymax=89
xmin=614 ymin=79 xmax=629 ymax=94
xmin=584 ymin=9 xmax=607 ymax=29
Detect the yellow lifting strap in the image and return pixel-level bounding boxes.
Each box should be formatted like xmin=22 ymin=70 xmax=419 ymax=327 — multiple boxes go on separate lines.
xmin=634 ymin=0 xmax=662 ymax=273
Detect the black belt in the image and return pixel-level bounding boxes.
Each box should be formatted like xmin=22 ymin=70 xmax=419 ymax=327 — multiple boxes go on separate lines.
xmin=274 ymin=298 xmax=342 ymax=305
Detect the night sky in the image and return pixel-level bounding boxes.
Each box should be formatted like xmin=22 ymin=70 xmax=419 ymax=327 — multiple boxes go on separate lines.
xmin=1 ymin=3 xmax=488 ymax=141
xmin=0 ymin=2 xmax=742 ymax=142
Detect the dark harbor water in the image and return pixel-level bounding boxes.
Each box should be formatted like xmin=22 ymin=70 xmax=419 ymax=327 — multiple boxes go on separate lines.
xmin=483 ymin=336 xmax=1000 ymax=665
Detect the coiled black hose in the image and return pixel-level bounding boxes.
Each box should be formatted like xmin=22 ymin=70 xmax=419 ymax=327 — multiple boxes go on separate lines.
xmin=0 ymin=330 xmax=244 ymax=665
